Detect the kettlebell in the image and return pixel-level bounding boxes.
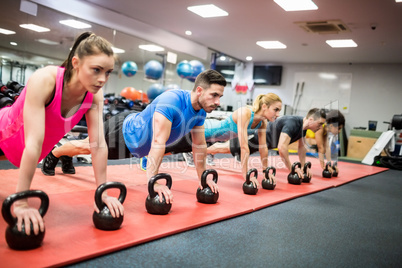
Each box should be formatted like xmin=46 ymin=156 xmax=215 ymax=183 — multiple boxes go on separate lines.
xmin=196 ymin=169 xmax=219 ymax=204
xmin=322 ymin=162 xmax=332 ymax=178
xmin=332 ymin=161 xmax=338 ymax=177
xmin=302 ymin=162 xmax=312 ymax=183
xmin=1 ymin=190 xmax=49 ymax=250
xmin=243 ymin=168 xmax=258 ymax=195
xmin=93 ymin=182 xmax=127 ymax=231
xmin=262 ymin=167 xmax=276 ymax=190
xmin=287 ymin=162 xmax=302 ymax=185
xmin=146 ymin=173 xmax=172 ymax=215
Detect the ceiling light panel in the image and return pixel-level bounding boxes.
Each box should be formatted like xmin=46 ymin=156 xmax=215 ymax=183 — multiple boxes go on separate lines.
xmin=59 ymin=19 xmax=92 ymax=29
xmin=0 ymin=28 xmax=16 ymax=35
xmin=326 ymin=39 xmax=357 ymax=48
xmin=274 ymin=0 xmax=318 ymax=11
xmin=187 ymin=4 xmax=228 ymax=18
xmin=112 ymin=47 xmax=125 ymax=54
xmin=19 ymin=24 xmax=50 ymax=32
xmin=139 ymin=44 xmax=164 ymax=52
xmin=36 ymin=39 xmax=59 ymax=45
xmin=256 ymin=41 xmax=287 ymax=49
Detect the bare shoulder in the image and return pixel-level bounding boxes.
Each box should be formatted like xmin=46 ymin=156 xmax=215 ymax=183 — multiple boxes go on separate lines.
xmin=26 ymin=66 xmax=58 ymax=100
xmin=31 ymin=66 xmax=58 ymax=82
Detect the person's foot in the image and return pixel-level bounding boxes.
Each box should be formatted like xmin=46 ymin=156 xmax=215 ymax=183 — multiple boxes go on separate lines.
xmin=41 ymin=151 xmax=59 ymax=176
xmin=206 ymin=154 xmax=215 ymax=166
xmin=182 ymin=152 xmax=195 ymax=167
xmin=60 ymin=155 xmax=76 ymax=174
xmin=140 ymin=156 xmax=148 ymax=171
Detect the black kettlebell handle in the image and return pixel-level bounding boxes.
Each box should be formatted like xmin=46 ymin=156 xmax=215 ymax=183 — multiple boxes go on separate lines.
xmin=325 ymin=162 xmax=332 ymax=170
xmin=291 ymin=162 xmax=302 ymax=174
xmin=264 ymin=166 xmax=276 ymax=178
xmin=94 ymin=182 xmax=127 ymax=211
xmin=332 ymin=161 xmax=337 ymax=167
xmin=303 ymin=162 xmax=311 ymax=173
xmin=246 ymin=168 xmax=258 ymax=184
xmin=200 ymin=169 xmax=218 ymax=188
xmin=148 ymin=173 xmax=172 ymax=198
xmin=1 ymin=190 xmax=49 ymax=226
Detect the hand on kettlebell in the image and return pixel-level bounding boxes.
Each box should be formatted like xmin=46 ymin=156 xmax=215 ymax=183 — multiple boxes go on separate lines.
xmin=322 ymin=162 xmax=332 ymax=178
xmin=93 ymin=193 xmax=125 ymax=218
xmin=332 ymin=161 xmax=339 ymax=177
xmin=199 ymin=171 xmax=219 ymax=194
xmin=243 ymin=168 xmax=259 ymax=195
xmin=146 ymin=173 xmax=173 ymax=215
xmin=2 ymin=190 xmax=49 ymax=250
xmin=197 ymin=169 xmax=219 ymax=204
xmin=262 ymin=167 xmax=276 ymax=190
xmin=93 ymin=182 xmax=126 ymax=231
xmin=154 ymin=181 xmax=174 ymax=204
xmin=13 ymin=202 xmax=45 ymax=236
xmin=287 ymin=162 xmax=302 ymax=185
xmin=302 ymin=162 xmax=312 ymax=183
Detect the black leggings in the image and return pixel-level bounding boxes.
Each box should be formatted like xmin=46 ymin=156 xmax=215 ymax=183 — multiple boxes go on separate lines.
xmin=104 ymin=111 xmax=134 ymax=160
xmin=229 ymin=135 xmax=262 ymax=156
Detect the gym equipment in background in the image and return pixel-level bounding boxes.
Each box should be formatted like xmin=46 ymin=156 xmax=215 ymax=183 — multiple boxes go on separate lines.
xmin=121 ymin=61 xmax=138 ymax=77
xmin=144 ymin=60 xmax=163 ymax=80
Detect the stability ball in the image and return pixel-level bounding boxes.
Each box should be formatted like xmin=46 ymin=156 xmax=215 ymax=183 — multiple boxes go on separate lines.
xmin=147 ymin=83 xmax=165 ymax=101
xmin=187 ymin=60 xmax=205 ymax=82
xmin=176 ymin=61 xmax=193 ymax=78
xmin=121 ymin=87 xmax=139 ymax=100
xmin=121 ymin=61 xmax=138 ymax=77
xmin=144 ymin=60 xmax=163 ymax=80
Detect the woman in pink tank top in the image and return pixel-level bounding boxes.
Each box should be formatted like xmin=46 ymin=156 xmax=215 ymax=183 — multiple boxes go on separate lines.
xmin=0 ymin=32 xmax=124 ymax=236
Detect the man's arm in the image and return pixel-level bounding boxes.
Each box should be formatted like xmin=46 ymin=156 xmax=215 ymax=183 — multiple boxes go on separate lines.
xmin=147 ymin=112 xmax=173 ymax=203
xmin=297 ymin=138 xmax=310 ymax=178
xmin=315 ymin=128 xmax=327 ymax=169
xmin=277 ymin=133 xmax=304 ymax=178
xmin=277 ymin=132 xmax=292 ymax=171
xmin=191 ymin=126 xmax=218 ymax=193
xmin=191 ymin=125 xmax=217 ymax=192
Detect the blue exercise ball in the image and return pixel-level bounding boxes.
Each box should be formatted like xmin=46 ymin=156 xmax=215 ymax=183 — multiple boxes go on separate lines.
xmin=176 ymin=61 xmax=193 ymax=78
xmin=144 ymin=60 xmax=163 ymax=80
xmin=121 ymin=61 xmax=138 ymax=77
xmin=147 ymin=83 xmax=165 ymax=101
xmin=187 ymin=60 xmax=205 ymax=82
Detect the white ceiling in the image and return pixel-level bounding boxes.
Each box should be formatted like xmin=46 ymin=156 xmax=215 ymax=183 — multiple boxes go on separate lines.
xmin=1 ymin=0 xmax=402 ymax=66
xmin=83 ymin=0 xmax=402 ymax=64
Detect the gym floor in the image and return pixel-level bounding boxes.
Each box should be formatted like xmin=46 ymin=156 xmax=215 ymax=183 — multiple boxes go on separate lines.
xmin=1 ymin=155 xmax=401 ymax=267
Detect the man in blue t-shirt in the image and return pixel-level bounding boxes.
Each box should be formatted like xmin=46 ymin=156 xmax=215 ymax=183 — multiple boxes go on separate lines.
xmin=41 ymin=69 xmax=226 ymax=204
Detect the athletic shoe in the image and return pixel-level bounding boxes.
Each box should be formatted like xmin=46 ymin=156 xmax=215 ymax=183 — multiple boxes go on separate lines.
xmin=206 ymin=154 xmax=215 ymax=166
xmin=60 ymin=155 xmax=76 ymax=174
xmin=182 ymin=152 xmax=195 ymax=167
xmin=140 ymin=156 xmax=148 ymax=171
xmin=41 ymin=151 xmax=59 ymax=176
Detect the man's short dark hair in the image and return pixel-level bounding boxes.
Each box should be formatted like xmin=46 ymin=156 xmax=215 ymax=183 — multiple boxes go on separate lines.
xmin=306 ymin=108 xmax=326 ymax=120
xmin=193 ymin=69 xmax=227 ymax=91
